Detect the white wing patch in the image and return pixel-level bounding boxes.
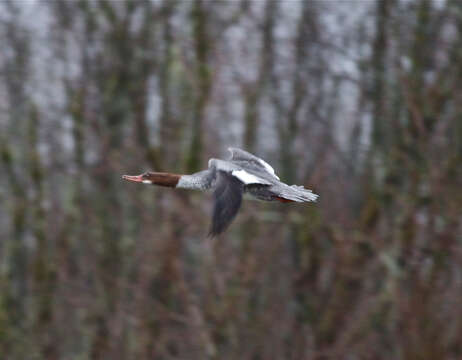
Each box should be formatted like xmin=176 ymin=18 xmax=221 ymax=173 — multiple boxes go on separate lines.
xmin=258 ymin=158 xmax=280 ymax=180
xmin=231 ymin=170 xmax=270 ymax=185
xmin=227 ymin=147 xmax=280 ymax=180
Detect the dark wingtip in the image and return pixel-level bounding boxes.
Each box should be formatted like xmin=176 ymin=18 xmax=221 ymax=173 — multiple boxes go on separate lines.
xmin=208 ymin=171 xmax=244 ymax=237
xmin=207 ymin=219 xmax=225 ymax=237
xmin=207 ymin=224 xmax=225 ymax=238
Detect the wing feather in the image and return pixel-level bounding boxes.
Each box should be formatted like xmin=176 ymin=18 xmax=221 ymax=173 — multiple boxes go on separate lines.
xmin=275 ymin=184 xmax=318 ymax=202
xmin=228 ymin=147 xmax=280 ymax=180
xmin=231 ymin=170 xmax=271 ymax=185
xmin=209 ymin=171 xmax=244 ymax=236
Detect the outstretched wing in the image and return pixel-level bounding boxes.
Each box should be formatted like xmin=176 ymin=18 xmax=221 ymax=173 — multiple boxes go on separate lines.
xmin=228 ymin=147 xmax=280 ymax=180
xmin=208 ymin=158 xmax=272 ymax=185
xmin=209 ymin=171 xmax=244 ymax=237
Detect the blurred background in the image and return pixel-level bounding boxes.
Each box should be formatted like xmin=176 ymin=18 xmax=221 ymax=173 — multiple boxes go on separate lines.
xmin=1 ymin=0 xmax=462 ymax=359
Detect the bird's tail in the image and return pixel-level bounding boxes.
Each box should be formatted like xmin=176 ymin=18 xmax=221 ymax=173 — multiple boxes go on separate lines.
xmin=276 ymin=184 xmax=318 ymax=203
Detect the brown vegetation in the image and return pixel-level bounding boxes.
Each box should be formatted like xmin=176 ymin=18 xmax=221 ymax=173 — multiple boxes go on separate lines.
xmin=0 ymin=1 xmax=461 ymax=359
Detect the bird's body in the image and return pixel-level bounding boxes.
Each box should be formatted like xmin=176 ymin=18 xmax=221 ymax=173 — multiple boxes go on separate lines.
xmin=123 ymin=147 xmax=318 ymax=236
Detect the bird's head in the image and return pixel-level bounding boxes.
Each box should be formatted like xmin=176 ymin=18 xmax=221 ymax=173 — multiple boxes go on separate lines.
xmin=122 ymin=172 xmax=153 ymax=184
xmin=122 ymin=172 xmax=180 ymax=187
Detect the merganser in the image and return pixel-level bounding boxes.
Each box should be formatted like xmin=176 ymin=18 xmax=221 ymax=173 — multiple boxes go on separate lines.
xmin=123 ymin=147 xmax=318 ymax=236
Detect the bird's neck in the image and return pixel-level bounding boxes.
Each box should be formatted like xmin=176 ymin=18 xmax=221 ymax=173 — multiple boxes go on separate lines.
xmin=177 ymin=170 xmax=214 ymax=190
xmin=144 ymin=172 xmax=181 ymax=188
xmin=142 ymin=170 xmax=213 ymax=190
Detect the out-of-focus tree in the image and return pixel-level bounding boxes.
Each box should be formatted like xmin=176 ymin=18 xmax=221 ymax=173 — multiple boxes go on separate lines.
xmin=0 ymin=0 xmax=461 ymax=359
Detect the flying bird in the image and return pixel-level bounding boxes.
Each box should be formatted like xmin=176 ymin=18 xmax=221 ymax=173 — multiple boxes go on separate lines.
xmin=122 ymin=147 xmax=318 ymax=236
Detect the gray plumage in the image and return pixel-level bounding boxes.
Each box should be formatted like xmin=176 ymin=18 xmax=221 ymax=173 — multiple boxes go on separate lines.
xmin=124 ymin=147 xmax=318 ymax=236
xmin=208 ymin=148 xmax=318 ymax=202
xmin=187 ymin=148 xmax=318 ymax=235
